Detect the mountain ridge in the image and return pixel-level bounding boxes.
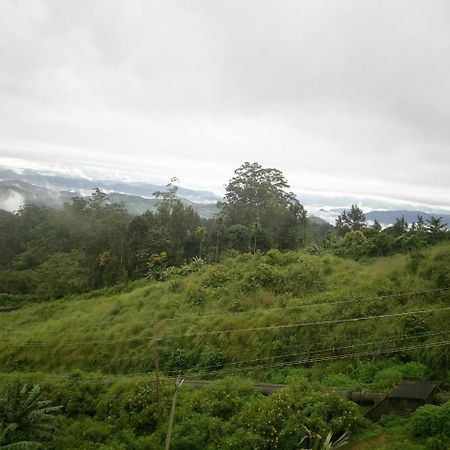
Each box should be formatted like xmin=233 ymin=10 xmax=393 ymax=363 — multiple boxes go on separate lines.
xmin=0 ymin=166 xmax=449 ymax=227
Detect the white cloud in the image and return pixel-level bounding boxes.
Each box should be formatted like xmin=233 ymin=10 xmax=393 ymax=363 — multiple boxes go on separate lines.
xmin=0 ymin=0 xmax=449 ymax=208
xmin=0 ymin=189 xmax=24 ymax=213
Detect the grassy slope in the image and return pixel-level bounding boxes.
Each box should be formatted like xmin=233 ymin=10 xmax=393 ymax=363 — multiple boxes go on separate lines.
xmin=0 ymin=243 xmax=449 ymax=449
xmin=0 ymin=242 xmax=448 ymax=386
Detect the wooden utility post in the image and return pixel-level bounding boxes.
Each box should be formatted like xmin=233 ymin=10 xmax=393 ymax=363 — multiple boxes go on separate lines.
xmin=164 ymin=376 xmax=184 ymax=450
xmin=154 ymin=337 xmax=163 ymax=427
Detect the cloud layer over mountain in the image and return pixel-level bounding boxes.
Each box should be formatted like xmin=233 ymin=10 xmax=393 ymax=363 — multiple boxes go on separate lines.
xmin=1 ymin=1 xmax=449 ymax=207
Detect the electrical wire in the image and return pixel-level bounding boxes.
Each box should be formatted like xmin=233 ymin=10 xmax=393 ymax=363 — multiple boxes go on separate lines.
xmin=1 ymin=287 xmax=447 ymax=336
xmin=1 ymin=305 xmax=449 ymax=347
xmin=186 ymin=340 xmax=450 ymax=376
xmin=3 ymin=339 xmax=448 ymax=385
xmin=199 ymin=329 xmax=450 ymax=370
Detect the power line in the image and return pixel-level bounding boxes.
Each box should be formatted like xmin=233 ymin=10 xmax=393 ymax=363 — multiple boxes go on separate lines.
xmin=187 ymin=340 xmax=450 ymax=376
xmin=199 ymin=329 xmax=450 ymax=370
xmin=155 ymin=305 xmax=450 ymax=340
xmin=2 ymin=341 xmax=450 ymax=382
xmin=1 ymin=287 xmax=447 ymax=336
xmin=3 ymin=339 xmax=448 ymax=385
xmin=1 ymin=305 xmax=449 ymax=347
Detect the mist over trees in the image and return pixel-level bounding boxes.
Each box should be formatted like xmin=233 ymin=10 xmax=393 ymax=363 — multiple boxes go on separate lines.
xmin=0 ymin=163 xmax=447 ymax=303
xmin=0 ymin=165 xmax=449 ymax=449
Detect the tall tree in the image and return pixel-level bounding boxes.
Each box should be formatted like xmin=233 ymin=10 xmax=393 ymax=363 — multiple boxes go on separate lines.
xmin=128 ymin=179 xmax=202 ymax=273
xmin=411 ymin=215 xmax=426 ymax=232
xmin=335 ymin=205 xmax=366 ymax=236
xmin=426 ymin=216 xmax=447 ymax=239
xmin=195 ymin=226 xmax=208 ymax=258
xmin=219 ymin=162 xmax=307 ymax=250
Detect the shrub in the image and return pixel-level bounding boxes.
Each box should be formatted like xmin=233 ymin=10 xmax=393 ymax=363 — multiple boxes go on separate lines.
xmin=241 ymin=263 xmax=288 ymax=293
xmin=165 ymin=349 xmax=190 ymax=374
xmin=35 ymin=251 xmax=89 ymax=299
xmin=418 ymin=249 xmax=450 ymax=288
xmin=371 ymin=367 xmax=404 ymax=391
xmin=286 ymin=260 xmax=323 ymax=295
xmin=233 ymin=384 xmax=366 ymax=450
xmin=410 ymin=401 xmax=450 ymax=441
xmin=0 ymin=269 xmax=37 ymax=295
xmin=201 ymin=265 xmax=231 ymax=288
xmin=53 ymin=378 xmax=107 ymax=417
xmin=264 ymin=249 xmax=299 ymax=266
xmin=241 ymin=258 xmax=322 ymax=295
xmin=97 ymin=378 xmax=172 ymax=435
xmin=170 ymin=413 xmax=227 ymax=450
xmin=186 ymin=285 xmax=213 ymax=306
xmin=193 ymin=378 xmax=260 ymax=420
xmin=202 ymin=350 xmax=226 ymax=372
xmin=400 ymin=362 xmax=428 ymax=380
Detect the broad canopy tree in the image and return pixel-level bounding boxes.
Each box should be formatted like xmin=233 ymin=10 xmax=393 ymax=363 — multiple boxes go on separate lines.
xmin=219 ymin=162 xmax=307 ymax=250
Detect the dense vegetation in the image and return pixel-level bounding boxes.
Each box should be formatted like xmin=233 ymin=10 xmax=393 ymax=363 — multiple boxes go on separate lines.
xmin=0 ymin=240 xmax=449 ymax=448
xmin=0 ymin=163 xmax=333 ymax=305
xmin=0 ymin=163 xmax=449 ymax=448
xmin=326 ymin=204 xmax=448 ymax=260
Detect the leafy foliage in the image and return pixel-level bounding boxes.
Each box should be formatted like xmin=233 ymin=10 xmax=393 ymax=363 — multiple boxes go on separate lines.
xmin=326 ymin=209 xmax=449 ymax=260
xmin=409 ymin=401 xmax=450 ymax=448
xmin=219 ymin=162 xmax=308 ymax=251
xmin=0 ymin=382 xmax=61 ymax=448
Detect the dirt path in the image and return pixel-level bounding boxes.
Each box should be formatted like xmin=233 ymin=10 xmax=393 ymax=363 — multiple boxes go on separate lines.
xmin=349 ymin=432 xmax=388 ymax=450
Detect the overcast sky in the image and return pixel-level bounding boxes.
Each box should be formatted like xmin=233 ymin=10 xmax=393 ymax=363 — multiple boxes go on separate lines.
xmin=1 ymin=0 xmax=449 ymax=207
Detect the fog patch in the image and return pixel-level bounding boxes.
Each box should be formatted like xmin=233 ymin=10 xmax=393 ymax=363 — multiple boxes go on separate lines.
xmin=0 ymin=190 xmax=25 ymax=212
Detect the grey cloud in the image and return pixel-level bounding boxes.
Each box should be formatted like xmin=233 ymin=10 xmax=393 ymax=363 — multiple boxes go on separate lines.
xmin=0 ymin=0 xmax=449 ymax=207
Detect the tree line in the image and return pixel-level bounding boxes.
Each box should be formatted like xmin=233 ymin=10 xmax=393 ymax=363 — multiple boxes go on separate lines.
xmin=0 ymin=163 xmax=321 ymax=301
xmin=325 ymin=204 xmax=448 ymax=259
xmin=0 ymin=162 xmax=447 ymax=301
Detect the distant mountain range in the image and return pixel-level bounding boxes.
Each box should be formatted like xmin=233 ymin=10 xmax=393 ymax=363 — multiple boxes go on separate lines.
xmin=365 ymin=210 xmax=450 ymax=228
xmin=0 ymin=167 xmax=220 ymax=203
xmin=305 ymin=207 xmax=449 ymax=229
xmin=0 ymin=166 xmax=449 ymax=228
xmin=0 ymin=166 xmax=220 ymax=218
xmin=0 ymin=178 xmax=219 ymax=219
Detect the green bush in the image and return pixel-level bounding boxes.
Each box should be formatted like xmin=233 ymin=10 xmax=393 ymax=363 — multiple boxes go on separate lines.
xmin=186 ymin=284 xmax=213 ymax=306
xmin=35 ymin=251 xmax=89 ymax=299
xmin=193 ymin=378 xmax=260 ymax=420
xmin=286 ymin=260 xmax=323 ymax=295
xmin=202 ymin=349 xmax=226 ymax=371
xmin=418 ymin=249 xmax=450 ymax=288
xmin=264 ymin=249 xmax=299 ymax=266
xmin=53 ymin=417 xmax=115 ymax=449
xmin=53 ymin=378 xmax=107 ymax=417
xmin=241 ymin=263 xmax=288 ymax=293
xmin=96 ymin=378 xmax=172 ymax=435
xmin=410 ymin=401 xmax=450 ymax=441
xmin=232 ymin=384 xmax=366 ymax=449
xmin=241 ymin=258 xmax=322 ymax=295
xmin=400 ymin=362 xmax=428 ymax=380
xmin=165 ymin=349 xmax=190 ymax=374
xmin=201 ymin=265 xmax=231 ymax=288
xmin=371 ymin=367 xmax=404 ymax=391
xmin=170 ymin=413 xmax=227 ymax=450
xmin=0 ymin=269 xmax=37 ymax=295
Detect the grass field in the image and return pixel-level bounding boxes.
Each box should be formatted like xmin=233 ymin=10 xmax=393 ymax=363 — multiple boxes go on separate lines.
xmin=0 ymin=242 xmax=449 ymax=448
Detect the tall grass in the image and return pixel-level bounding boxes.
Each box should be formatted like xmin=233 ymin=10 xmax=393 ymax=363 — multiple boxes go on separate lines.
xmin=0 ymin=243 xmax=448 ymax=382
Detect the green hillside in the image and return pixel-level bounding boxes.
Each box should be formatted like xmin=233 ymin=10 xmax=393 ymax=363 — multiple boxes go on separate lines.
xmin=1 ymin=242 xmax=448 ymax=378
xmin=0 ymin=243 xmax=449 ymax=448
xmin=1 ymin=164 xmax=449 ymax=449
